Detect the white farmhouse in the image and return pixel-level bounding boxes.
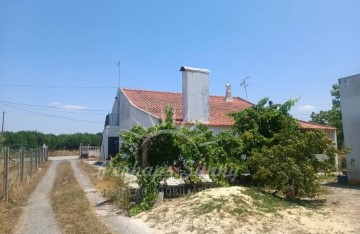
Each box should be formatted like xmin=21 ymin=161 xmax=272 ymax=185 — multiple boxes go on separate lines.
xmin=101 ymin=66 xmax=337 ymax=163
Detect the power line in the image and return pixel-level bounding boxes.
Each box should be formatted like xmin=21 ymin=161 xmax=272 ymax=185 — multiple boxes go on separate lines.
xmin=0 ymin=103 xmax=103 ymax=124
xmin=1 ymin=102 xmax=105 ymax=116
xmin=0 ymin=100 xmax=108 ymax=112
xmin=0 ymin=84 xmax=117 ymax=89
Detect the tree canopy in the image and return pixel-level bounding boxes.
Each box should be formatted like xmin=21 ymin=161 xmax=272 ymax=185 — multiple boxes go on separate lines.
xmin=1 ymin=131 xmax=102 ymax=150
xmin=310 ymin=84 xmax=343 ymax=149
xmin=230 ymin=98 xmax=336 ymax=196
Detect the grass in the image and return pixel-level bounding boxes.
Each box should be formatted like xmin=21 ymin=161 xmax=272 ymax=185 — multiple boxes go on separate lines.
xmin=0 ymin=161 xmax=49 ymax=234
xmin=48 ymin=150 xmax=79 ymax=156
xmin=194 ymin=196 xmax=227 ymax=215
xmin=242 ymin=188 xmax=326 ymax=212
xmin=50 ymin=161 xmax=113 ymax=234
xmin=78 ymin=162 xmax=132 ymax=211
xmin=77 ymin=161 xmax=100 ymax=185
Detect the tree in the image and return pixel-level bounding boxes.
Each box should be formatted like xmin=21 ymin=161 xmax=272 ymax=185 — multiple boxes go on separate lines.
xmin=113 ymin=106 xmax=246 ymax=215
xmin=230 ymin=98 xmax=336 ymax=197
xmin=0 ymin=133 xmax=4 ymax=146
xmin=310 ymin=84 xmax=344 ymax=149
xmin=1 ymin=131 xmax=102 ymax=150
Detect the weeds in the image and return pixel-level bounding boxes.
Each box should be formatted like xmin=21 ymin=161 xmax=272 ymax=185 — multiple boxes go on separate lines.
xmin=194 ymin=197 xmax=227 ymax=215
xmin=78 ymin=162 xmax=132 ymax=211
xmin=51 ymin=161 xmax=112 ymax=233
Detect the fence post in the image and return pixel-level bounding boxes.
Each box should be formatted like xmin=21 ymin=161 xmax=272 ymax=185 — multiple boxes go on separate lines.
xmin=80 ymin=143 xmax=83 ymax=164
xmin=3 ymin=147 xmax=9 ymax=202
xmin=36 ymin=147 xmax=39 ymax=170
xmin=45 ymin=145 xmax=48 ymax=162
xmin=42 ymin=144 xmax=46 ymax=164
xmin=40 ymin=146 xmax=42 ymax=165
xmin=20 ymin=146 xmax=24 ymax=182
xmin=38 ymin=147 xmax=41 ymax=168
xmin=30 ymin=148 xmax=33 ymax=177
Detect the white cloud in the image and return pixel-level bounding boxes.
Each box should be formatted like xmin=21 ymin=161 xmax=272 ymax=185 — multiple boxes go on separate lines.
xmin=50 ymin=101 xmax=61 ymax=106
xmin=298 ymin=105 xmax=316 ymax=112
xmin=50 ymin=102 xmax=88 ymax=110
xmin=61 ymin=105 xmax=88 ymax=110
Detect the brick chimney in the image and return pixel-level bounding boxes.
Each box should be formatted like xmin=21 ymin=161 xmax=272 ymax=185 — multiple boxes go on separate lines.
xmin=180 ymin=66 xmax=210 ymax=123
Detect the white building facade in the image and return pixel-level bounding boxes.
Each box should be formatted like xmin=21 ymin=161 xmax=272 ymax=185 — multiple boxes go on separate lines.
xmin=101 ymin=66 xmax=338 ymax=164
xmin=339 ymin=74 xmax=360 ymax=183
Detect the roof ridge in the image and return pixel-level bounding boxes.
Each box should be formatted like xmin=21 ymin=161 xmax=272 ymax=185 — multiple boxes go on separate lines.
xmin=121 ymin=88 xmax=181 ymax=94
xmin=121 ymin=88 xmax=252 ymax=103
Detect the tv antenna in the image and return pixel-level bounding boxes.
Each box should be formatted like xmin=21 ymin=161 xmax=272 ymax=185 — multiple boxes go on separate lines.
xmin=240 ymin=77 xmax=250 ymax=99
xmin=116 ymin=60 xmax=121 ymax=88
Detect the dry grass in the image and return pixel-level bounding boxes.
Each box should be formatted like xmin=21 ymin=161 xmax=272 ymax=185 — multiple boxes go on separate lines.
xmin=78 ymin=162 xmax=131 ymax=211
xmin=0 ymin=162 xmax=50 ymax=234
xmin=50 ymin=161 xmax=113 ymax=234
xmin=48 ymin=150 xmax=79 ymax=156
xmin=77 ymin=161 xmax=100 ymax=186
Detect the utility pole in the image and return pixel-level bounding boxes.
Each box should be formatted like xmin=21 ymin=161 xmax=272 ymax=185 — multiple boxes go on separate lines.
xmin=240 ymin=77 xmax=250 ymax=100
xmin=116 ymin=60 xmax=121 ymax=126
xmin=1 ymin=111 xmax=4 ymax=133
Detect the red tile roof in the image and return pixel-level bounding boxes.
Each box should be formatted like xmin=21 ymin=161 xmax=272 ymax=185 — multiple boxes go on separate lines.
xmin=122 ymin=88 xmax=336 ymax=130
xmin=298 ymin=120 xmax=336 ymax=130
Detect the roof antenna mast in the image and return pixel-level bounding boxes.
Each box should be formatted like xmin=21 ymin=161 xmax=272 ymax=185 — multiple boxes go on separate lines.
xmin=117 ymin=60 xmax=121 ymax=88
xmin=240 ymin=77 xmax=250 ymax=100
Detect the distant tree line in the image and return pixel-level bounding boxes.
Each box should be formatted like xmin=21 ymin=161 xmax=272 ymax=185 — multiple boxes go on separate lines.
xmin=0 ymin=131 xmax=102 ymax=150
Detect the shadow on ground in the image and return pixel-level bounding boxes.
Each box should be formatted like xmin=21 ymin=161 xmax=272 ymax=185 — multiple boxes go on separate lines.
xmin=323 ymin=182 xmax=360 ymax=191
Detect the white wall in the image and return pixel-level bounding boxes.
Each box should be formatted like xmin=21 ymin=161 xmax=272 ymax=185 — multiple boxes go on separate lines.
xmin=339 ymin=74 xmax=360 ymax=182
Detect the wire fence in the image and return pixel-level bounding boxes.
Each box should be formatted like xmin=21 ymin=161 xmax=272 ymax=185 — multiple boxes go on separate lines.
xmin=0 ymin=145 xmax=48 ymax=202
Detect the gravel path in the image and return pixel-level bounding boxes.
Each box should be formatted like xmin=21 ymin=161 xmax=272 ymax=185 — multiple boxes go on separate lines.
xmin=70 ymin=160 xmax=158 ymax=234
xmin=15 ymin=161 xmax=61 ymax=234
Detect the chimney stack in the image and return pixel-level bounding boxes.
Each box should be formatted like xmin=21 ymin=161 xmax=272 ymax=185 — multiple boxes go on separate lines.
xmin=180 ymin=66 xmax=210 ymax=123
xmin=225 ymin=82 xmax=233 ymax=102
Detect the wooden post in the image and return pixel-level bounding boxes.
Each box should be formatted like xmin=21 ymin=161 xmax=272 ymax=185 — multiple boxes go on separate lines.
xmin=20 ymin=147 xmax=24 ymax=182
xmin=35 ymin=147 xmax=39 ymax=170
xmin=141 ymin=138 xmax=149 ymax=168
xmin=42 ymin=144 xmax=45 ymax=164
xmin=80 ymin=143 xmax=83 ymax=164
xmin=4 ymin=147 xmax=9 ymax=202
xmin=29 ymin=148 xmax=33 ymax=177
xmin=45 ymin=146 xmax=48 ymax=162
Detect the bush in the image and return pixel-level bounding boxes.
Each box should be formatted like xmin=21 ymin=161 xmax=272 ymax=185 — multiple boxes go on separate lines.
xmin=230 ymin=98 xmax=336 ymax=197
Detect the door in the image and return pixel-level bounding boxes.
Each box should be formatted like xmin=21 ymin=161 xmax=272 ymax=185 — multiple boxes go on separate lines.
xmin=108 ymin=137 xmax=119 ymax=159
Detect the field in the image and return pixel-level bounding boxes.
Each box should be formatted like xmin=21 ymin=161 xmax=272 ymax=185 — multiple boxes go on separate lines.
xmin=48 ymin=150 xmax=79 ymax=157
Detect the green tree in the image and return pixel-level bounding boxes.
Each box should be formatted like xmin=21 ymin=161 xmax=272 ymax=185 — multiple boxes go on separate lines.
xmin=230 ymin=98 xmax=336 ymax=197
xmin=310 ymin=84 xmax=343 ymax=149
xmin=0 ymin=133 xmax=4 ymax=146
xmin=1 ymin=131 xmax=102 ymax=150
xmin=113 ymin=106 xmax=246 ymax=215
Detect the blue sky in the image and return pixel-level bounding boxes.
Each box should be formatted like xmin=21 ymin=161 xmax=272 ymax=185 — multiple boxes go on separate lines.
xmin=0 ymin=0 xmax=359 ymax=134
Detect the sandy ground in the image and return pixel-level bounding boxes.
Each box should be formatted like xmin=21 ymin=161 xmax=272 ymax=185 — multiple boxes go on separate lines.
xmin=137 ymin=185 xmax=360 ymax=234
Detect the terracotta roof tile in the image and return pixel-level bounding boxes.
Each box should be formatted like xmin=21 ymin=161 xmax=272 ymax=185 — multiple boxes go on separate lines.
xmin=298 ymin=120 xmax=336 ymax=130
xmin=121 ymin=88 xmax=336 ymax=130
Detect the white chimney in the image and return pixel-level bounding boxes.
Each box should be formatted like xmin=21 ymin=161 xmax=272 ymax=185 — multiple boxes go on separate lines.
xmin=180 ymin=66 xmax=210 ymax=123
xmin=225 ymin=82 xmax=233 ymax=102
